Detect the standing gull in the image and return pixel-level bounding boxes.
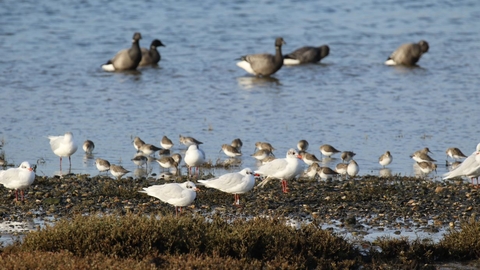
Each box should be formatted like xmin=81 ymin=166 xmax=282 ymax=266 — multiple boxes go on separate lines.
xmin=0 ymin=161 xmax=35 ymax=201
xmin=198 ymin=168 xmax=255 ymax=205
xmin=140 ymin=181 xmax=198 ymax=217
xmin=255 ymin=149 xmax=304 ymax=193
xmin=48 ymin=132 xmax=78 ymax=170
xmin=184 ymin=144 xmax=206 ymax=177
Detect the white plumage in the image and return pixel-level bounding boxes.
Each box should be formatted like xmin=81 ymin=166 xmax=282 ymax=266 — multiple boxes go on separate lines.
xmin=0 ymin=161 xmax=35 ymax=201
xmin=48 ymin=132 xmax=78 ymax=169
xmin=198 ymin=168 xmax=255 ymax=205
xmin=140 ymin=181 xmax=197 ymax=216
xmin=185 ymin=144 xmax=205 ymax=176
xmin=444 ymin=143 xmax=480 ymax=185
xmin=255 ymin=149 xmax=304 ymax=193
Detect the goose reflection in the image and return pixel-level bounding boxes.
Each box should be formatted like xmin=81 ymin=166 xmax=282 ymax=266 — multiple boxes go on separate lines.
xmin=236 ymin=76 xmax=280 ymax=90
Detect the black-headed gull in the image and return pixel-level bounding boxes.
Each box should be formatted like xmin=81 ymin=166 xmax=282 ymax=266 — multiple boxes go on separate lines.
xmin=444 ymin=143 xmax=480 ymax=186
xmin=385 ymin=40 xmax=429 ymax=66
xmin=0 ymin=161 xmax=35 ymax=201
xmin=140 ymin=181 xmax=198 ymax=216
xmin=379 ymin=151 xmax=392 ymax=168
xmin=48 ymin=132 xmax=78 ymax=170
xmin=185 ymin=144 xmax=205 ymax=177
xmin=236 ymin=37 xmax=285 ymax=77
xmin=255 ymin=149 xmax=304 ymax=193
xmin=198 ymin=168 xmax=255 ymax=205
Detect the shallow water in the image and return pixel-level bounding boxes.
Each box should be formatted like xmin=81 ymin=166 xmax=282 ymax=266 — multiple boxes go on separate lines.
xmin=1 ymin=0 xmax=480 ymax=179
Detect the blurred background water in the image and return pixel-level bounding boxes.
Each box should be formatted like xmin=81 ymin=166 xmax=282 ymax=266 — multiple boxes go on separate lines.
xmin=0 ymin=0 xmax=479 ymax=179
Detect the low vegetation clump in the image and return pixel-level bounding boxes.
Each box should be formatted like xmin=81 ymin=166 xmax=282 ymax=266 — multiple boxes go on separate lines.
xmin=3 ymin=214 xmax=360 ymax=269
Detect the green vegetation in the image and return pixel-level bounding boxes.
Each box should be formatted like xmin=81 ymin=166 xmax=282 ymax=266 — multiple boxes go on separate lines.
xmin=0 ymin=215 xmax=480 ymax=269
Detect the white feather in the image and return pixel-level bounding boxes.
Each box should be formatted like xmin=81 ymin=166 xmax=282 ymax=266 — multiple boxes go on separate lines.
xmin=283 ymin=58 xmax=301 ymax=66
xmin=236 ymin=61 xmax=257 ymax=75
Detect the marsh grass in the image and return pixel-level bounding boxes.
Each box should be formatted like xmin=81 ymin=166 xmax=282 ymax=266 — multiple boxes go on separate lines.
xmin=5 ymin=214 xmax=359 ymax=269
xmin=2 ymin=215 xmax=480 ymax=269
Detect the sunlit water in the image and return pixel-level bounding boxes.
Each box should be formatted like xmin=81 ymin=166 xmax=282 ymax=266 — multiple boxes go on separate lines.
xmin=1 ymin=0 xmax=479 ymax=181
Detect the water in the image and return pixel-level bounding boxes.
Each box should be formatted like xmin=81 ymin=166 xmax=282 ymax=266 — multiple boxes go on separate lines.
xmin=1 ymin=0 xmax=480 ymax=179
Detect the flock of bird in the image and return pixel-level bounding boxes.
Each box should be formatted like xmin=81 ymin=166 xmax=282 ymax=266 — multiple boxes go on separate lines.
xmin=1 ymin=130 xmax=479 ymax=216
xmin=99 ymin=32 xmax=429 ymax=75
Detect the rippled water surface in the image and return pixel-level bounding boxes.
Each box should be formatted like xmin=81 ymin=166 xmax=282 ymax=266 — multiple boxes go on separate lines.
xmin=1 ymin=0 xmax=479 ymax=179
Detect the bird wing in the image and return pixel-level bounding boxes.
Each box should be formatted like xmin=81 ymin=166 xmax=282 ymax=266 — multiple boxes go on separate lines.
xmin=443 ymin=151 xmax=479 ymax=179
xmin=255 ymin=158 xmax=288 ymax=176
xmin=198 ymin=172 xmax=244 ymax=192
xmin=284 ymin=46 xmax=318 ymax=62
xmin=141 ymin=184 xmax=184 ymax=202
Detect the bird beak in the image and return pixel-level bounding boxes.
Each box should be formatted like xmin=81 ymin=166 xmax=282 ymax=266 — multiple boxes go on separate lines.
xmin=28 ymin=168 xmax=33 ymax=171
xmin=297 ymin=155 xmax=302 ymax=159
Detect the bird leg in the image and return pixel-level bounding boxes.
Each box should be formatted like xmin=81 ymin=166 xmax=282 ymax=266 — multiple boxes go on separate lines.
xmin=233 ymin=194 xmax=240 ymax=206
xmin=281 ymin=179 xmax=289 ymax=193
xmin=21 ymin=190 xmax=25 ymax=201
xmin=15 ymin=190 xmax=19 ymax=201
xmin=258 ymin=176 xmax=272 ymax=188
